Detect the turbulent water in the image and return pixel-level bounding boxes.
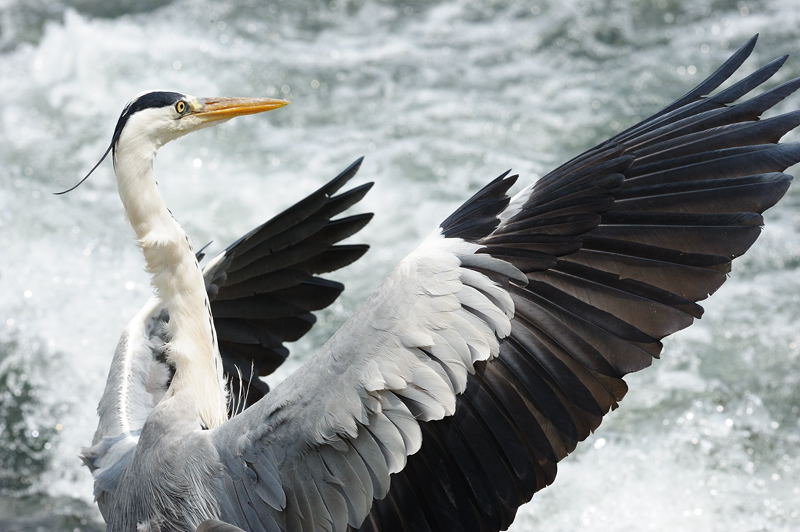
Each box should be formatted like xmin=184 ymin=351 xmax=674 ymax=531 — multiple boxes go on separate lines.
xmin=1 ymin=0 xmax=799 ymax=530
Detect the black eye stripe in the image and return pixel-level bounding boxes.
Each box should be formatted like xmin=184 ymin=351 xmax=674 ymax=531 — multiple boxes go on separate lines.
xmin=111 ymin=91 xmax=185 ymax=149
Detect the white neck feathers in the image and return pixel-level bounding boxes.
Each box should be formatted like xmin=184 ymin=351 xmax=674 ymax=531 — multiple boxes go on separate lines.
xmin=113 ymin=129 xmax=228 ymax=430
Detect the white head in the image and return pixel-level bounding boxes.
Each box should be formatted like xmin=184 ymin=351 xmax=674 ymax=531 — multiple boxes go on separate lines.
xmin=56 ymin=90 xmax=288 ymax=194
xmin=112 ymin=91 xmax=289 ymax=150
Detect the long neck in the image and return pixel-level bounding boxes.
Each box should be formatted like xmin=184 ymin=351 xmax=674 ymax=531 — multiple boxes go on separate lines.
xmin=114 ymin=141 xmax=228 ymax=429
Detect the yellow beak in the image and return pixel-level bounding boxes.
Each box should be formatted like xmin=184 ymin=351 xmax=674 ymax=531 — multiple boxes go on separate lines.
xmin=193 ymin=97 xmax=289 ymax=121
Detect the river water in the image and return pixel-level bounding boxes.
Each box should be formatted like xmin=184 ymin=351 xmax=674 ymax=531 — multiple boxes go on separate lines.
xmin=1 ymin=0 xmax=799 ymax=530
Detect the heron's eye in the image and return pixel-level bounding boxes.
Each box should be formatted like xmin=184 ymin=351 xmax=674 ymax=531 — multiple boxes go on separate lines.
xmin=175 ymin=101 xmax=188 ymax=115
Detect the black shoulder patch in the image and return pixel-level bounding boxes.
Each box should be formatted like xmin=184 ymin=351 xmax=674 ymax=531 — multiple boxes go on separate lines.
xmin=111 ymin=91 xmax=185 ymax=149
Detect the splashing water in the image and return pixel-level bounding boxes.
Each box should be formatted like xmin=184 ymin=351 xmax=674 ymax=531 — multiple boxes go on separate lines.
xmin=1 ymin=0 xmax=799 ymax=530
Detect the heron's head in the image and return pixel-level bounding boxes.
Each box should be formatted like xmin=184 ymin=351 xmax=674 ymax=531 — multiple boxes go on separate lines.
xmin=110 ymin=91 xmax=289 ymax=150
xmin=55 ymin=90 xmax=288 ymax=194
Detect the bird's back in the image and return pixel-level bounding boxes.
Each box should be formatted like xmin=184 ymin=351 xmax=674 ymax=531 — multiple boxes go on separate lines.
xmin=101 ymin=394 xmax=224 ymax=532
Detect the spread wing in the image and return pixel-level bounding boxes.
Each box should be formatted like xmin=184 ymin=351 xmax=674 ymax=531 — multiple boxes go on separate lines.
xmin=206 ymin=36 xmax=798 ymax=532
xmin=201 ymin=158 xmax=374 ymax=409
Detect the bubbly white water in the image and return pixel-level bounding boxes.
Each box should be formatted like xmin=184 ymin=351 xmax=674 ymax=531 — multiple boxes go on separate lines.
xmin=1 ymin=0 xmax=799 ymax=530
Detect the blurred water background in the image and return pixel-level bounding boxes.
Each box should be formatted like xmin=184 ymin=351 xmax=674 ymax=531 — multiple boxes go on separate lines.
xmin=1 ymin=0 xmax=799 ymax=530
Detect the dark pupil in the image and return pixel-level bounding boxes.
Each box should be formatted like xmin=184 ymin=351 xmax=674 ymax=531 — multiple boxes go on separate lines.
xmin=177 ymin=102 xmax=185 ymax=112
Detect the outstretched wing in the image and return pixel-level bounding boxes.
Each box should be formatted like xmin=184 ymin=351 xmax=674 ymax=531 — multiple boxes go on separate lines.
xmin=207 ymin=36 xmax=798 ymax=532
xmin=201 ymin=158 xmax=374 ymax=409
xmin=358 ymin=37 xmax=800 ymax=532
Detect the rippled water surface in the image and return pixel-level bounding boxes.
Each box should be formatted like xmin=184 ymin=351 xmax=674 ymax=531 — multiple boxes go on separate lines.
xmin=1 ymin=0 xmax=799 ymax=530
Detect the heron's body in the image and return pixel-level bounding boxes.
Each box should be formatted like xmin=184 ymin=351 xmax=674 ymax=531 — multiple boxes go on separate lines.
xmin=74 ymin=37 xmax=800 ymax=532
xmin=103 ymin=399 xmax=215 ymax=530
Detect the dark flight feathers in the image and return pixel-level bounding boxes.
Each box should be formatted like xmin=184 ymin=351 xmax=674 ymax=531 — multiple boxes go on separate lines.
xmin=202 ymin=157 xmax=373 ymax=409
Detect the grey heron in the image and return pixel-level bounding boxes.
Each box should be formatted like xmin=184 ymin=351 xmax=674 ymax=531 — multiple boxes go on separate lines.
xmin=66 ymin=35 xmax=799 ymax=531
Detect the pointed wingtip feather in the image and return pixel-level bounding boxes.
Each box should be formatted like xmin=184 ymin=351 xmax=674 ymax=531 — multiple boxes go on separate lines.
xmin=711 ymin=54 xmax=790 ymax=105
xmin=323 ymin=157 xmax=366 ymax=196
xmin=657 ymin=34 xmax=759 ymax=117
